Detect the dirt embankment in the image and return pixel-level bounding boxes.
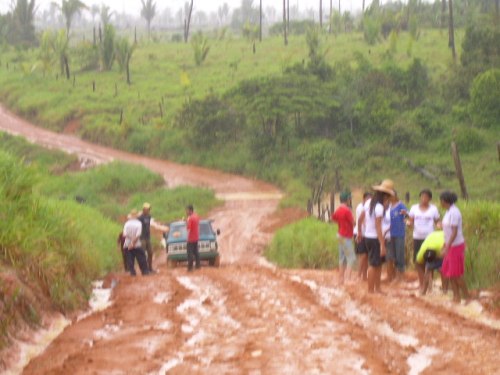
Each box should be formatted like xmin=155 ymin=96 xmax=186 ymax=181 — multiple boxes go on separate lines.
xmin=0 ymin=105 xmax=499 ymax=375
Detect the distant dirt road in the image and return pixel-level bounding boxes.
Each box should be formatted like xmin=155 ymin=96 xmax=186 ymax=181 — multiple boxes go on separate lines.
xmin=0 ymin=105 xmax=499 ymax=375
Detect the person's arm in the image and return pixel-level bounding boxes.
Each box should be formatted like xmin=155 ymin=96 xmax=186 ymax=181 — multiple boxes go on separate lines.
xmin=129 ymin=224 xmax=142 ymax=250
xmin=356 ymin=211 xmax=365 ymax=243
xmin=376 ymin=216 xmax=386 ymax=256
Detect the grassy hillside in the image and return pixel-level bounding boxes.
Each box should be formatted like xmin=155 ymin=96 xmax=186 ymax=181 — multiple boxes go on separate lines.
xmin=0 ymin=28 xmax=498 ymax=206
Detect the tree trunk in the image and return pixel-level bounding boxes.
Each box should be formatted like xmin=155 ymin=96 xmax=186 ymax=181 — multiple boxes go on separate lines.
xmin=441 ymin=0 xmax=447 ymax=29
xmin=362 ymin=0 xmax=366 ymax=13
xmin=329 ymin=0 xmax=333 ymax=33
xmin=184 ymin=0 xmax=194 ymax=43
xmin=287 ymin=0 xmax=290 ymax=31
xmin=320 ymin=0 xmax=323 ymax=28
xmin=259 ymin=0 xmax=262 ymax=42
xmin=496 ymin=0 xmax=499 ymax=24
xmin=126 ymin=63 xmax=131 ymax=85
xmin=283 ymin=0 xmax=288 ymax=45
xmin=64 ymin=56 xmax=70 ymax=80
xmin=448 ymin=0 xmax=456 ymax=60
xmin=147 ymin=21 xmax=151 ymax=40
xmin=451 ymin=141 xmax=468 ymax=200
xmin=338 ymin=0 xmax=341 ymax=33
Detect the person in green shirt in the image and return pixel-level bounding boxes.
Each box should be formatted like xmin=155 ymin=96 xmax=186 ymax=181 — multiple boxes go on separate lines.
xmin=415 ymin=230 xmax=449 ymax=295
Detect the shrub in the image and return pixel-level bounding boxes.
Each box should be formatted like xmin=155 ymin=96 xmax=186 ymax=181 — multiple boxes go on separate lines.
xmin=469 ymin=68 xmax=500 ymax=129
xmin=389 ymin=119 xmax=423 ymax=149
xmin=363 ymin=16 xmax=381 ymax=45
xmin=266 ymin=218 xmax=338 ymax=269
xmin=454 ymin=126 xmax=486 ymax=153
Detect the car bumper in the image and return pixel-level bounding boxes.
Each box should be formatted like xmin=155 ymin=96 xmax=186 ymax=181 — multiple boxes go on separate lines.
xmin=167 ymin=251 xmax=219 ymax=262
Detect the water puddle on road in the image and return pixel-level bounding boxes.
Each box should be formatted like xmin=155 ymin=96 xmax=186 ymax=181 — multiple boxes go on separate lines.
xmin=6 ymin=279 xmax=114 ymax=374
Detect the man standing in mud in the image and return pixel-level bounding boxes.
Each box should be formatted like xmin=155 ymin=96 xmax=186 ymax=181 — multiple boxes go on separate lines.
xmin=186 ymin=205 xmax=201 ymax=272
xmin=138 ymin=203 xmax=154 ymax=273
xmin=123 ymin=209 xmax=149 ymax=276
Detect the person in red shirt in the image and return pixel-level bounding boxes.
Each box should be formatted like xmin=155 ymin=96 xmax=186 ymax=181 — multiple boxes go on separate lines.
xmin=332 ymin=192 xmax=355 ymax=285
xmin=186 ymin=205 xmax=201 ymax=271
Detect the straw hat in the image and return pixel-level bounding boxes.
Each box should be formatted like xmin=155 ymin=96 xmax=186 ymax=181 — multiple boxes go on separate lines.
xmin=127 ymin=209 xmax=139 ymax=219
xmin=372 ymin=179 xmax=395 ymax=196
xmin=143 ymin=202 xmax=151 ymax=209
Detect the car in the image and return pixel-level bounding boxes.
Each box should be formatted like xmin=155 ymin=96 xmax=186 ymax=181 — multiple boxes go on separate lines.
xmin=164 ymin=220 xmax=221 ymax=268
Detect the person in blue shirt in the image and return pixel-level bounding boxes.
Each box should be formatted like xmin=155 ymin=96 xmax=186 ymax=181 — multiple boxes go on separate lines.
xmin=387 ymin=191 xmax=408 ymax=282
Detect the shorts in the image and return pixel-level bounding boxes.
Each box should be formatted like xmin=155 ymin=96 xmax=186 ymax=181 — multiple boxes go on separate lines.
xmin=426 ymin=258 xmax=443 ymax=271
xmin=338 ymin=236 xmax=356 ymax=267
xmin=356 ymin=238 xmax=368 ymax=254
xmin=413 ymin=239 xmax=425 ymax=263
xmin=388 ymin=237 xmax=406 ymax=272
xmin=365 ymin=238 xmax=383 ymax=267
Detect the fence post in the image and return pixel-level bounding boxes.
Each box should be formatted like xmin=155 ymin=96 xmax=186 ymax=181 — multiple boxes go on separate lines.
xmin=451 ymin=141 xmax=469 ymax=200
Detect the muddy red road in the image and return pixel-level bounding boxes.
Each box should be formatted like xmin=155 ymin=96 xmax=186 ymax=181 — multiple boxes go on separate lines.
xmin=1 ymin=105 xmax=499 ymax=375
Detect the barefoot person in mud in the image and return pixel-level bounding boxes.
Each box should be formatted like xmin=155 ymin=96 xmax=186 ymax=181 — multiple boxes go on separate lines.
xmin=186 ymin=205 xmax=201 ymax=272
xmin=408 ymin=189 xmax=440 ymax=291
xmin=332 ymin=192 xmax=356 ymax=285
xmin=358 ymin=180 xmax=395 ymax=293
xmin=354 ymin=192 xmax=372 ymax=281
xmin=138 ymin=203 xmax=154 ymax=273
xmin=387 ymin=191 xmax=407 ymax=282
xmin=123 ymin=209 xmax=149 ymax=276
xmin=440 ymin=191 xmax=469 ymax=303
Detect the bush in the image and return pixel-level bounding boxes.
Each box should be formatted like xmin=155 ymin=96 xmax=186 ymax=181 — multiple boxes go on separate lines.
xmin=469 ymin=69 xmax=500 ymax=129
xmin=454 ymin=126 xmax=486 ymax=153
xmin=461 ymin=201 xmax=500 ymax=289
xmin=265 ymin=218 xmax=338 ymax=269
xmin=389 ymin=119 xmax=423 ymax=149
xmin=363 ymin=16 xmax=381 ymax=45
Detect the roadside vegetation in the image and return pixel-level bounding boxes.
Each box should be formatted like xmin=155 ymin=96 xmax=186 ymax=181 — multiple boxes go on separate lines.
xmin=0 ymin=133 xmax=220 ymax=349
xmin=268 ymin=201 xmax=500 ymax=289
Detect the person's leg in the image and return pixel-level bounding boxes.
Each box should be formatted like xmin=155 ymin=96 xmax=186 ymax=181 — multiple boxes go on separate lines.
xmin=457 ymin=277 xmax=469 ymax=300
xmin=145 ymin=239 xmax=153 ymax=272
xmin=194 ymin=242 xmax=201 ymax=269
xmin=338 ymin=241 xmax=347 ymax=285
xmin=345 ymin=239 xmax=356 ymax=283
xmin=367 ymin=266 xmax=376 ymax=293
xmin=187 ymin=243 xmax=194 ymax=271
xmin=360 ymin=254 xmax=368 ymax=281
xmin=367 ymin=239 xmax=381 ymax=293
xmin=450 ymin=278 xmax=460 ymax=302
xmin=395 ymin=237 xmax=406 ymax=279
xmin=136 ymin=248 xmax=149 ymax=275
xmin=121 ymin=248 xmax=128 ymax=271
xmin=126 ymin=250 xmax=136 ymax=276
xmin=385 ymin=240 xmax=395 ymax=282
xmin=422 ymin=267 xmax=431 ymax=295
xmin=414 ymin=240 xmax=425 ymax=289
xmin=441 ymin=273 xmax=449 ymax=294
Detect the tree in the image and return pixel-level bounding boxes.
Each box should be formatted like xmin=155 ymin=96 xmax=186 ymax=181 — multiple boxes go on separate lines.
xmin=115 ymin=37 xmax=135 ymax=84
xmin=90 ymin=4 xmax=99 ymax=23
xmin=99 ymin=24 xmax=115 ymax=70
xmin=217 ymin=3 xmax=229 ymax=25
xmin=470 ymin=69 xmax=500 ymax=128
xmin=283 ymin=0 xmax=288 ymax=45
xmin=448 ymin=0 xmax=456 ymax=60
xmin=191 ymin=31 xmax=210 ymax=66
xmin=259 ymin=0 xmax=262 ymax=41
xmin=8 ymin=0 xmax=37 ymax=46
xmin=140 ymin=0 xmax=156 ymax=39
xmin=184 ymin=0 xmax=194 ymax=42
xmin=55 ymin=0 xmax=88 ymax=40
xmin=40 ymin=29 xmax=70 ymax=79
xmin=319 ymin=0 xmax=323 ymax=28
xmin=100 ymin=5 xmax=113 ymax=27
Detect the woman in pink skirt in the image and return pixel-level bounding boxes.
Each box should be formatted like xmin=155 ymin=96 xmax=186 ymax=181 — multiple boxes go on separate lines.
xmin=440 ymin=191 xmax=469 ymax=303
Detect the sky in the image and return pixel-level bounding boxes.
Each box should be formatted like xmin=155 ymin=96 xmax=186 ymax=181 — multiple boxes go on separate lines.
xmin=0 ymin=0 xmax=367 ymax=16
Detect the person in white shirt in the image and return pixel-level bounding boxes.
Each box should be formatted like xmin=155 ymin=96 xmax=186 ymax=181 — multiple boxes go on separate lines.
xmin=408 ymin=189 xmax=440 ymax=290
xmin=123 ymin=209 xmax=149 ymax=276
xmin=440 ymin=191 xmax=469 ymax=303
xmin=354 ymin=192 xmax=372 ymax=281
xmin=357 ymin=180 xmax=395 ymax=293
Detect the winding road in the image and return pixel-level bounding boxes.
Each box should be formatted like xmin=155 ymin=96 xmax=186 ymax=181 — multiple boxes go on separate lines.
xmin=0 ymin=105 xmax=499 ymax=375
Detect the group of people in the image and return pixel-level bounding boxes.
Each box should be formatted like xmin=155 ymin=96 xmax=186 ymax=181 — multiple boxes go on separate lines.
xmin=117 ymin=204 xmax=202 ymax=276
xmin=331 ymin=179 xmax=469 ymax=303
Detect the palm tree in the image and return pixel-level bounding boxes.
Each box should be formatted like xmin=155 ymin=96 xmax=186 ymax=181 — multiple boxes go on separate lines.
xmin=100 ymin=5 xmax=114 ymax=27
xmin=140 ymin=0 xmax=156 ymax=39
xmin=41 ymin=29 xmax=70 ymax=79
xmin=115 ymin=37 xmax=135 ymax=84
xmin=184 ymin=0 xmax=194 ymax=43
xmin=10 ymin=0 xmax=37 ymax=46
xmin=54 ymin=0 xmax=87 ymax=40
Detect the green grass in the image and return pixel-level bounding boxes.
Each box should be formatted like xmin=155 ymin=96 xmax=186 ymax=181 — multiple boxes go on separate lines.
xmin=265 ymin=218 xmax=338 ymax=269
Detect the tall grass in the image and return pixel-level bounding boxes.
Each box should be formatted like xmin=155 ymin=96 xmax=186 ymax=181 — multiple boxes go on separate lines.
xmin=266 ymin=218 xmax=338 ymax=269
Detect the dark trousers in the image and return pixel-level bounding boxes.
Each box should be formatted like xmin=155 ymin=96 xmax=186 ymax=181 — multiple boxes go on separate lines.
xmin=126 ymin=248 xmax=149 ymax=276
xmin=187 ymin=242 xmax=200 ymax=270
xmin=143 ymin=238 xmax=153 ymax=271
xmin=121 ymin=248 xmax=128 ymax=271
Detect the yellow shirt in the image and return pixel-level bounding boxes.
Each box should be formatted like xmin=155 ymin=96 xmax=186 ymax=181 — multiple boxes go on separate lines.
xmin=416 ymin=231 xmax=445 ymax=264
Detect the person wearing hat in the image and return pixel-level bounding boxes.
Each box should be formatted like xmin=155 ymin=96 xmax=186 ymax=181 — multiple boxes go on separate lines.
xmin=138 ymin=202 xmax=154 ymax=273
xmin=332 ymin=191 xmax=356 ymax=285
xmin=357 ymin=179 xmax=395 ymax=293
xmin=123 ymin=209 xmax=149 ymax=276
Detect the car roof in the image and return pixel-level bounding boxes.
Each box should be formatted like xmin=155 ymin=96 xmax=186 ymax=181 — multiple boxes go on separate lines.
xmin=170 ymin=219 xmax=212 ymax=226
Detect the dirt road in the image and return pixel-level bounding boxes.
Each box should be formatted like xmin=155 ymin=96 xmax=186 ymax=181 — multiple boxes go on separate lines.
xmin=1 ymin=105 xmax=499 ymax=375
